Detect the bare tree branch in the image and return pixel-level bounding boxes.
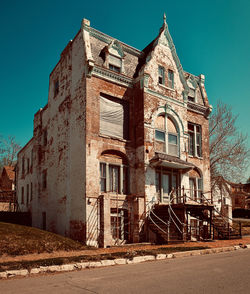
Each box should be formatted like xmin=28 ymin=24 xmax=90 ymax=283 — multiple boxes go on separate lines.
xmin=209 ymin=101 xmax=250 ymax=190
xmin=0 ymin=135 xmax=22 ymax=170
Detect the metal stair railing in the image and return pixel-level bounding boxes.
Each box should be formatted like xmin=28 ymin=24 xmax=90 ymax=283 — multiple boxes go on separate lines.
xmin=168 ymin=191 xmax=185 ymax=234
xmin=146 ymin=198 xmax=169 ymax=236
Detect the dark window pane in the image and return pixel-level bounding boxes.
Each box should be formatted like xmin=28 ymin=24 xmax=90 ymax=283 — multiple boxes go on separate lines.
xmin=188 ymin=133 xmax=194 ymax=155
xmin=168 ymin=134 xmax=177 ymax=144
xmin=100 ymin=163 xmax=106 ymax=192
xmin=155 ymin=130 xmax=165 ymax=142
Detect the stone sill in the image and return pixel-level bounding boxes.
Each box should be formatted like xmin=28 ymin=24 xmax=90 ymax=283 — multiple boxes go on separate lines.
xmin=158 ymin=84 xmax=175 ymax=92
xmin=99 ymin=133 xmax=131 ymax=143
xmin=188 ymin=155 xmax=203 ymax=160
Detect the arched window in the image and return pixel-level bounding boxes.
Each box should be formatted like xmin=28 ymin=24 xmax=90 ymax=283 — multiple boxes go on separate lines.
xmin=99 ymin=150 xmax=129 ymax=194
xmin=155 ymin=114 xmax=179 ymax=157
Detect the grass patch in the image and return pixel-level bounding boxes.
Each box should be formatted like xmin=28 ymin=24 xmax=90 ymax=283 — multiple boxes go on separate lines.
xmin=0 ymin=246 xmax=209 ymax=272
xmin=0 ymin=222 xmax=88 ymax=256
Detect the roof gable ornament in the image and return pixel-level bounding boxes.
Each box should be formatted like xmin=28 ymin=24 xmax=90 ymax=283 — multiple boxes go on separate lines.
xmin=187 ymin=74 xmax=198 ymax=89
xmin=144 ymin=13 xmax=190 ymax=100
xmin=107 ymin=40 xmax=125 ymax=58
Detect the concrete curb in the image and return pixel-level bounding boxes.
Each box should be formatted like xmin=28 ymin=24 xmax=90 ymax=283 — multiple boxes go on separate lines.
xmin=1 ymin=244 xmax=249 ymax=279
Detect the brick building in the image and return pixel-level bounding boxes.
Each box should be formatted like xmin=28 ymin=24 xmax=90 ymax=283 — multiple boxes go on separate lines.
xmin=17 ymin=15 xmax=214 ymax=246
xmin=0 ymin=166 xmax=16 ymax=211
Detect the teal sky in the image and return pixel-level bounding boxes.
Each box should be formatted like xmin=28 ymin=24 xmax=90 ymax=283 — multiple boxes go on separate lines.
xmin=0 ymin=0 xmax=249 ymax=177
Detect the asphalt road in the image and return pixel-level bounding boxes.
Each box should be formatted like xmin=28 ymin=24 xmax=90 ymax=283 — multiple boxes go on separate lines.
xmin=1 ymin=249 xmax=250 ymax=294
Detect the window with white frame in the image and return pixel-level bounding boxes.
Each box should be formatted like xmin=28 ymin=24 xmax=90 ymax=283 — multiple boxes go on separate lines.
xmin=155 ymin=114 xmax=179 ymax=157
xmin=110 ymin=208 xmax=128 ymax=240
xmin=189 ymin=177 xmax=203 ymax=202
xmin=167 ymin=69 xmax=174 ymax=88
xmin=188 ymin=169 xmax=203 ymax=202
xmin=188 ymin=123 xmax=202 ymax=157
xmin=158 ymin=66 xmax=165 ymax=85
xmin=99 ymin=152 xmax=129 ymax=194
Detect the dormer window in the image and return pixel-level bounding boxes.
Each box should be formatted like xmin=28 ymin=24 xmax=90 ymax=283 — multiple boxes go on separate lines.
xmin=109 ymin=55 xmax=122 ymax=73
xmin=158 ymin=66 xmax=165 ymax=85
xmin=167 ymin=70 xmax=174 ymax=88
xmin=104 ymin=40 xmax=125 ymax=74
xmin=188 ymin=88 xmax=196 ymax=102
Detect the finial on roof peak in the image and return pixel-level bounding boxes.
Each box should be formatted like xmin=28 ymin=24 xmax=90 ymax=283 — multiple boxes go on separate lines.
xmin=163 ymin=12 xmax=166 ymax=24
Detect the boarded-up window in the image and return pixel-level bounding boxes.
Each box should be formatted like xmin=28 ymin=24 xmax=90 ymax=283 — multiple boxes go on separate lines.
xmin=100 ymin=96 xmax=129 ymax=140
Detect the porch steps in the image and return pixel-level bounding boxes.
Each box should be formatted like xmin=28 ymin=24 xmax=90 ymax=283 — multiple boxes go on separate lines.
xmin=212 ymin=216 xmax=241 ymax=240
xmin=148 ymin=205 xmax=183 ymax=244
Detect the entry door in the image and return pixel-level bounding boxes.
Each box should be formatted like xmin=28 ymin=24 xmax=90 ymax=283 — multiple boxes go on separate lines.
xmin=162 ymin=173 xmax=170 ymax=203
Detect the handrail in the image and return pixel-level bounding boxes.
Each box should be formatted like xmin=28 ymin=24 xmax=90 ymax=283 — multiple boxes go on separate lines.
xmin=147 ymin=198 xmax=169 ymax=235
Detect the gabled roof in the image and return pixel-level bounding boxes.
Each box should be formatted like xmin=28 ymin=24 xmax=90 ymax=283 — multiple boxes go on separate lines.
xmin=2 ymin=166 xmax=15 ymax=181
xmin=134 ymin=13 xmax=189 ymax=95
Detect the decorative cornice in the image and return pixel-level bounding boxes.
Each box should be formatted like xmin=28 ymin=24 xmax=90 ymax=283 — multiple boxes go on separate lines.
xmin=92 ymin=66 xmax=133 ymax=87
xmin=89 ymin=27 xmax=142 ymax=57
xmin=187 ymin=101 xmax=211 ymax=117
xmin=145 ymin=88 xmax=185 ymax=107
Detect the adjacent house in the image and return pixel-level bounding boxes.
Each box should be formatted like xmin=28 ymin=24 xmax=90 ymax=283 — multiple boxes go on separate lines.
xmin=17 ymin=15 xmax=216 ymax=246
xmin=0 ymin=166 xmax=16 ymax=211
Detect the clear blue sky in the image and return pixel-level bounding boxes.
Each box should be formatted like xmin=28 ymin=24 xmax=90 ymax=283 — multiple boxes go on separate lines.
xmin=0 ymin=0 xmax=249 ymax=177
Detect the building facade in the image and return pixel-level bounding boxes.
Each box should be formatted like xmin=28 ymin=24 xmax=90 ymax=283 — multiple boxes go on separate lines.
xmin=0 ymin=166 xmax=16 ymax=211
xmin=17 ymin=15 xmax=213 ymax=246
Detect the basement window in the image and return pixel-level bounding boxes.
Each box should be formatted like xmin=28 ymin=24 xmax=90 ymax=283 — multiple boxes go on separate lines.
xmin=110 ymin=208 xmax=128 ymax=240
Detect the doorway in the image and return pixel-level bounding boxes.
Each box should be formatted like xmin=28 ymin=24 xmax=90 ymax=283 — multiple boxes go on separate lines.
xmin=155 ymin=169 xmax=180 ymax=203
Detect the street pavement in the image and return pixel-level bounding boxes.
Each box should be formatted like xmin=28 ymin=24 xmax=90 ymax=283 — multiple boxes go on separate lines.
xmin=1 ymin=249 xmax=250 ymax=294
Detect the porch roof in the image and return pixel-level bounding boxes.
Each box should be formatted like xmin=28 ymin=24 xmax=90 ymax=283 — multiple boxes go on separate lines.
xmin=149 ymin=153 xmax=195 ymax=172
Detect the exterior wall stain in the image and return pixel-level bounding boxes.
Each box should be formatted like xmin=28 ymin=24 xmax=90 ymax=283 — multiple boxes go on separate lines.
xmin=16 ymin=16 xmax=212 ymax=247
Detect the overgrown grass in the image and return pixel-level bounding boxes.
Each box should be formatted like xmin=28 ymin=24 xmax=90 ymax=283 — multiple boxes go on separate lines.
xmin=0 ymin=246 xmax=209 ymax=272
xmin=0 ymin=222 xmax=87 ymax=256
